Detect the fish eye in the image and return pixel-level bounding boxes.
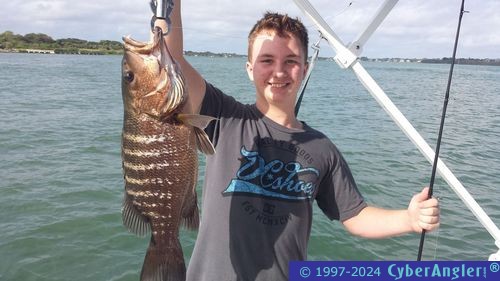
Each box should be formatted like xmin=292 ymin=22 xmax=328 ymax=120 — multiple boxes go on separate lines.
xmin=124 ymin=71 xmax=135 ymax=83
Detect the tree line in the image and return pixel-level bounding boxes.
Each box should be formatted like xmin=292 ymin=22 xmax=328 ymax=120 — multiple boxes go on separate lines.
xmin=0 ymin=31 xmax=123 ymax=55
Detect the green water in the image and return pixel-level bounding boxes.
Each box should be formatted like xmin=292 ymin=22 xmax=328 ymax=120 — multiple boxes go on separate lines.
xmin=1 ymin=53 xmax=499 ymax=280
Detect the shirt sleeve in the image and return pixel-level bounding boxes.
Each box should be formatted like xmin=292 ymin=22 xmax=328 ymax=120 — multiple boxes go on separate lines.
xmin=200 ymin=81 xmax=242 ymax=147
xmin=315 ymin=147 xmax=367 ymax=222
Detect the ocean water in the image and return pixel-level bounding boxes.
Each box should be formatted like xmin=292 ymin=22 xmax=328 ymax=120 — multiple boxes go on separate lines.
xmin=0 ymin=53 xmax=499 ymax=280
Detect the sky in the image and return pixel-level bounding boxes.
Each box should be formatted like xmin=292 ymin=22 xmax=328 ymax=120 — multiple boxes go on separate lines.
xmin=1 ymin=0 xmax=499 ymax=59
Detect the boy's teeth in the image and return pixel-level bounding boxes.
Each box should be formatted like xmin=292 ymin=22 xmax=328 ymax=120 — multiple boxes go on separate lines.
xmin=271 ymin=83 xmax=286 ymax=87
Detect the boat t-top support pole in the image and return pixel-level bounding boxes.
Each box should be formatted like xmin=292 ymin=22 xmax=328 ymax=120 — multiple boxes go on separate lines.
xmin=293 ymin=0 xmax=500 ymax=260
xmin=348 ymin=0 xmax=399 ymax=57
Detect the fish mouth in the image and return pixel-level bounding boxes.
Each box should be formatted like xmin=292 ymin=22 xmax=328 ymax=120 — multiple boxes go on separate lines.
xmin=123 ymin=27 xmax=174 ymax=71
xmin=123 ymin=27 xmax=186 ymax=118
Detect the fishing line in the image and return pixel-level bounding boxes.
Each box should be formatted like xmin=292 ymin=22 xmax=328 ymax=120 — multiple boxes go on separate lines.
xmin=416 ymin=0 xmax=467 ymax=261
xmin=321 ymin=1 xmax=355 ymax=21
xmin=303 ymin=1 xmax=355 ymax=31
xmin=432 ymin=211 xmax=442 ymax=260
xmin=159 ymin=2 xmax=356 ymax=56
xmin=330 ymin=1 xmax=354 ymax=19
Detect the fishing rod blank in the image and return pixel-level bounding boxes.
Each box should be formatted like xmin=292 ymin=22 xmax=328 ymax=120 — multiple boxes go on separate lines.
xmin=416 ymin=0 xmax=467 ymax=261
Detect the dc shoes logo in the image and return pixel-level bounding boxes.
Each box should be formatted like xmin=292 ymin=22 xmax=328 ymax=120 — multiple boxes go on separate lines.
xmin=223 ymin=147 xmax=319 ymax=200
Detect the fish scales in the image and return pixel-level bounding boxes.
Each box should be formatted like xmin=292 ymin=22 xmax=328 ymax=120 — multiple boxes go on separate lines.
xmin=120 ymin=25 xmax=215 ymax=281
xmin=122 ymin=116 xmax=197 ymax=246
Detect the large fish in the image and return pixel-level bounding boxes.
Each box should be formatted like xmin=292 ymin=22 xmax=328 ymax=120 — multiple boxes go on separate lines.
xmin=121 ymin=26 xmax=215 ymax=281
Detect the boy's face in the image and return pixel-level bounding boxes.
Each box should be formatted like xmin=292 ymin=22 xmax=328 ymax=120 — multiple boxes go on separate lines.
xmin=246 ymin=30 xmax=308 ymax=110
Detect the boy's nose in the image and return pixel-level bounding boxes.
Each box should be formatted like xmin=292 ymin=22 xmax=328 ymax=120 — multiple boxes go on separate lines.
xmin=273 ymin=64 xmax=287 ymax=78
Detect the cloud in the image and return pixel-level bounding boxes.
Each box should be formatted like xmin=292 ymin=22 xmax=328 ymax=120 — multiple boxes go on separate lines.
xmin=1 ymin=0 xmax=151 ymax=40
xmin=1 ymin=0 xmax=498 ymax=58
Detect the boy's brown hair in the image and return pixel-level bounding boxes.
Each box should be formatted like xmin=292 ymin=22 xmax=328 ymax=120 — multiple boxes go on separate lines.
xmin=247 ymin=12 xmax=309 ymax=62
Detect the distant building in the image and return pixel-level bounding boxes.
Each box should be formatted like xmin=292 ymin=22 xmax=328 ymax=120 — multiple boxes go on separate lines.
xmin=26 ymin=49 xmax=55 ymax=54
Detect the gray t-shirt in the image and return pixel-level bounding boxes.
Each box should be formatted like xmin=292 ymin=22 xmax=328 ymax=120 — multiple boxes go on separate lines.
xmin=186 ymin=83 xmax=367 ymax=281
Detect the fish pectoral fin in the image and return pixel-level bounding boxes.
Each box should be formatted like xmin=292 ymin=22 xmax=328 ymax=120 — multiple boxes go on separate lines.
xmin=122 ymin=194 xmax=150 ymax=236
xmin=193 ymin=127 xmax=216 ymax=155
xmin=176 ymin=113 xmax=217 ymax=129
xmin=177 ymin=114 xmax=217 ymax=155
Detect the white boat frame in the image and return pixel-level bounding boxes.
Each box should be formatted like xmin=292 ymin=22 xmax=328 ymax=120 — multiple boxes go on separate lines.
xmin=293 ymin=0 xmax=500 ymax=260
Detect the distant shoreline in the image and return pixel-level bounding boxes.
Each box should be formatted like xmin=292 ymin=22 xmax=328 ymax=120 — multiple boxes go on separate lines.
xmin=2 ymin=31 xmax=499 ymax=66
xmin=360 ymin=57 xmax=500 ymax=66
xmin=0 ymin=48 xmax=121 ymax=55
xmin=2 ymin=49 xmax=499 ymax=67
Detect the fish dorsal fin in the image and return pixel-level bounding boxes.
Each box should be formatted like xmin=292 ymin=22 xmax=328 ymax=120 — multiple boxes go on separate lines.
xmin=177 ymin=114 xmax=217 ymax=155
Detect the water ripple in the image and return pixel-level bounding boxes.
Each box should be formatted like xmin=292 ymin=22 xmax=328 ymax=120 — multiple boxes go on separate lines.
xmin=1 ymin=54 xmax=499 ymax=280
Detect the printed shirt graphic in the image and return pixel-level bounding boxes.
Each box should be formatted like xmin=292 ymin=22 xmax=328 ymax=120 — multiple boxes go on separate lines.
xmin=186 ymin=83 xmax=367 ymax=281
xmin=224 ymin=146 xmax=319 ymax=201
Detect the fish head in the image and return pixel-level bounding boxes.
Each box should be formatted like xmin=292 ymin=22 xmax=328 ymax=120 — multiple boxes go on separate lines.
xmin=121 ymin=49 xmax=162 ymax=117
xmin=121 ymin=27 xmax=186 ymax=120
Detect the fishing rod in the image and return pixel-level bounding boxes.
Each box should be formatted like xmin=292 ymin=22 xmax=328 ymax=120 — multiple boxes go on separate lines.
xmin=416 ymin=0 xmax=467 ymax=261
xmin=295 ymin=34 xmax=323 ymax=116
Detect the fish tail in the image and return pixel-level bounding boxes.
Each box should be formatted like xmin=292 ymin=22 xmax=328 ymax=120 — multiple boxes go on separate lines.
xmin=140 ymin=238 xmax=186 ymax=281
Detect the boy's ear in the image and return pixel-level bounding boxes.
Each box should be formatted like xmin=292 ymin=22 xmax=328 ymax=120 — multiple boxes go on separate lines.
xmin=246 ymin=61 xmax=254 ymax=81
xmin=303 ymin=62 xmax=309 ymax=78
